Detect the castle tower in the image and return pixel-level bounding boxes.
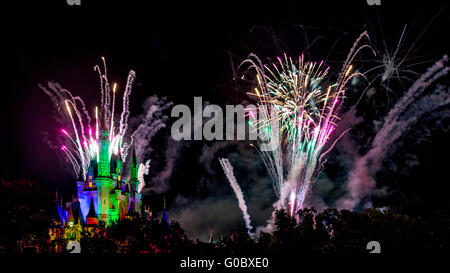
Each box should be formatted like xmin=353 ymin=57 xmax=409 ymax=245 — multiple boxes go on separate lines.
xmin=97 ymin=116 xmax=111 ymax=177
xmin=128 ymin=146 xmax=141 ymax=213
xmin=60 ymin=110 xmax=144 ymax=228
xmin=110 ymin=150 xmax=123 ymax=182
xmin=77 ymin=159 xmax=98 ymax=222
xmin=128 ymin=146 xmax=139 ymax=193
xmin=96 ymin=116 xmax=113 ymax=223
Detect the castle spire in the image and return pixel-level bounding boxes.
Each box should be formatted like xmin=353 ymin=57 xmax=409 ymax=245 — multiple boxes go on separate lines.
xmin=128 ymin=144 xmax=139 ymax=193
xmin=97 ymin=108 xmax=111 ymax=178
xmin=161 ymin=197 xmax=169 ymax=226
xmin=67 ymin=208 xmax=74 ymax=226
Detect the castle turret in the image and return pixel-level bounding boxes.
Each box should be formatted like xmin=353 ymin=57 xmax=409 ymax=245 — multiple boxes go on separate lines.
xmin=96 ymin=118 xmax=113 ymax=223
xmin=97 ymin=118 xmax=111 ymax=178
xmin=161 ymin=197 xmax=169 ymax=226
xmin=67 ymin=209 xmax=74 ymax=227
xmin=85 ymin=159 xmax=97 ymax=189
xmin=127 ymin=145 xmax=142 ymax=216
xmin=110 ymin=150 xmax=123 ymax=179
xmin=128 ymin=146 xmax=139 ymax=193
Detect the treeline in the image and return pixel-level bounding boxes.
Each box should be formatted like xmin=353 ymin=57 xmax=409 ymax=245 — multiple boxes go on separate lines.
xmin=0 ymin=179 xmax=448 ymax=254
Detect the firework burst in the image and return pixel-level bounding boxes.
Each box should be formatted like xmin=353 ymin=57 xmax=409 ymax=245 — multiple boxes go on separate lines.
xmin=40 ymin=58 xmax=163 ymax=190
xmin=242 ymin=32 xmax=372 ymax=217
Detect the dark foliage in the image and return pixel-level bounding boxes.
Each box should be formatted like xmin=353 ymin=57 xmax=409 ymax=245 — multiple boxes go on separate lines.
xmin=0 ymin=179 xmax=448 ymax=255
xmin=0 ymin=179 xmax=53 ymax=253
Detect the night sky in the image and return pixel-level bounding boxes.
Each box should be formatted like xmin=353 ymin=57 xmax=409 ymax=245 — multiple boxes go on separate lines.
xmin=1 ymin=0 xmax=449 ymax=240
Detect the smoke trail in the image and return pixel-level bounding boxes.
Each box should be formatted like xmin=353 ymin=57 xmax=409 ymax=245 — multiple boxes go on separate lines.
xmin=138 ymin=159 xmax=151 ymax=193
xmin=119 ymin=70 xmax=136 ymax=137
xmin=337 ymin=56 xmax=450 ymax=209
xmin=102 ymin=57 xmax=112 ymax=125
xmin=218 ymin=158 xmax=254 ymax=235
xmin=94 ymin=64 xmax=106 ymax=115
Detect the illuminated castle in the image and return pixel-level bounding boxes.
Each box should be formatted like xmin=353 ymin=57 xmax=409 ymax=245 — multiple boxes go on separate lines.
xmin=56 ymin=117 xmax=143 ymax=227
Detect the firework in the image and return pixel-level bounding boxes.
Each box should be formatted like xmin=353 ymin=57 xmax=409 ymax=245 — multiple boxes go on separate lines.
xmin=242 ymin=32 xmax=372 ymax=216
xmin=41 ymin=58 xmax=149 ymax=187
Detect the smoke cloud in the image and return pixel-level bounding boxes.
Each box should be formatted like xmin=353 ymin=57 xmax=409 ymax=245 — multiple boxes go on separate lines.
xmin=337 ymin=56 xmax=450 ymax=209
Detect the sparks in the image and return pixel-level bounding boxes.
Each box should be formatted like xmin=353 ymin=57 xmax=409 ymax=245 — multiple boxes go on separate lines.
xmin=45 ymin=59 xmax=137 ymax=178
xmin=241 ymin=32 xmax=370 ymax=216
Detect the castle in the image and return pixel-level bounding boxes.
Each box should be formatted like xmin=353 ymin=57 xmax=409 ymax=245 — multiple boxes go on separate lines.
xmin=56 ymin=118 xmax=144 ymax=228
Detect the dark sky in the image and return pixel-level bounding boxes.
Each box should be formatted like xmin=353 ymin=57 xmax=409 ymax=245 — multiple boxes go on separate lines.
xmin=0 ymin=0 xmax=449 ymax=237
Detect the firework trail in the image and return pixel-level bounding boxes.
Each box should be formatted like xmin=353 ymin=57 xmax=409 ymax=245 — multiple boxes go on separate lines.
xmin=40 ymin=58 xmax=170 ymax=184
xmin=119 ymin=70 xmax=136 ymax=138
xmin=337 ymin=55 xmax=450 ymax=209
xmin=219 ymin=158 xmax=254 ymax=235
xmin=241 ymin=32 xmax=372 ymax=217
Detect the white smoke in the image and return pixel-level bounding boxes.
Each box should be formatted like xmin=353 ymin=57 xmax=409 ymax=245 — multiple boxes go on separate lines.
xmin=337 ymin=55 xmax=450 ymax=209
xmin=138 ymin=159 xmax=151 ymax=193
xmin=124 ymin=95 xmax=173 ymax=161
xmin=218 ymin=158 xmax=254 ymax=236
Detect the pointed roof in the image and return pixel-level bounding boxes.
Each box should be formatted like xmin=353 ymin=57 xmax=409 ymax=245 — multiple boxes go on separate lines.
xmin=161 ymin=197 xmax=169 ymax=226
xmin=86 ymin=196 xmax=98 ymax=219
xmin=68 ymin=208 xmax=74 ymax=223
xmin=126 ymin=199 xmax=138 ymax=217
